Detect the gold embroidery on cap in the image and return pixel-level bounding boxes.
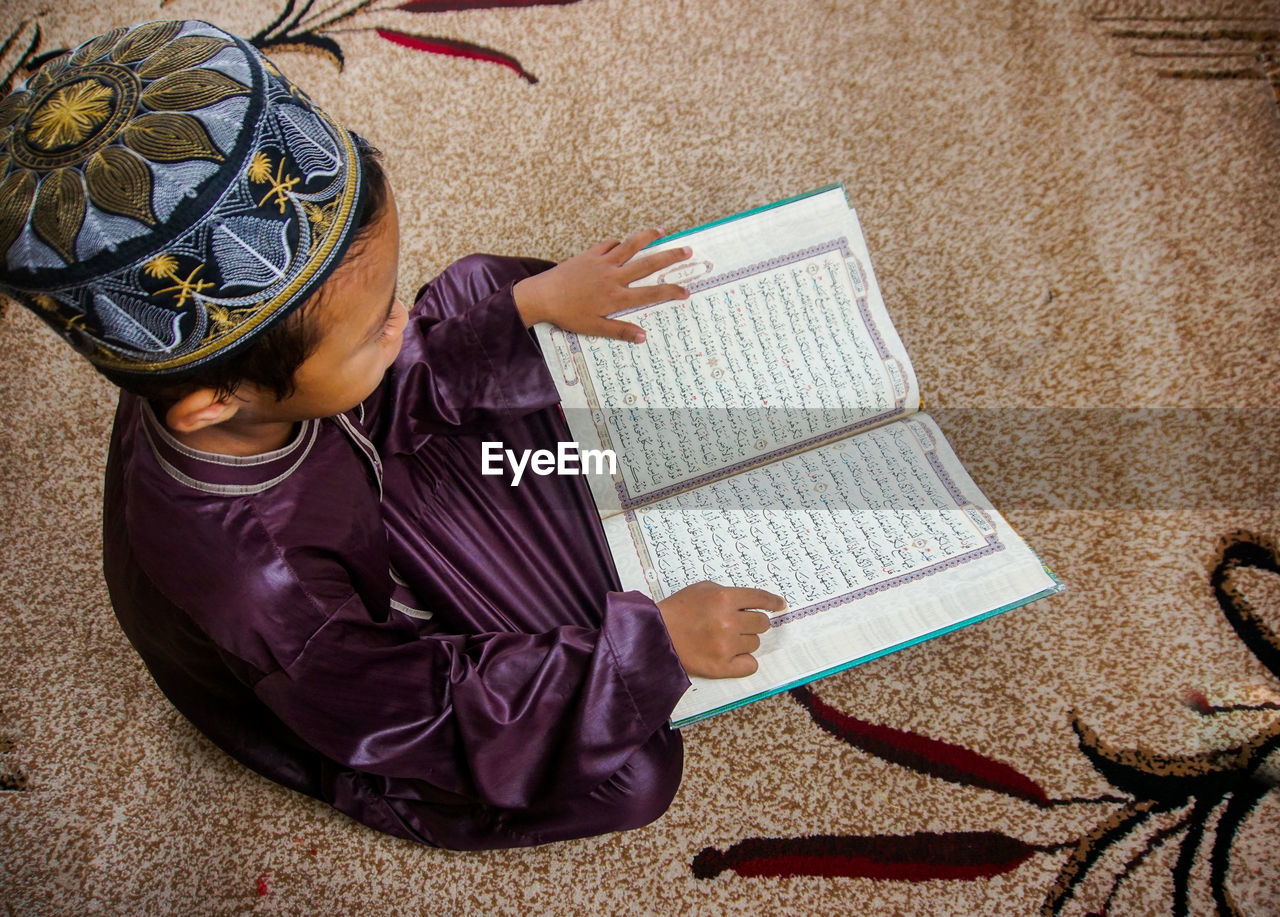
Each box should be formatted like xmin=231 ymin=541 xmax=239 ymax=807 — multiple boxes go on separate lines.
xmin=207 ymin=303 xmax=258 ymax=333
xmin=122 ymin=112 xmax=224 ymax=163
xmin=109 ymin=21 xmax=182 ymax=66
xmin=0 ymin=91 xmax=32 ymax=131
xmin=70 ymin=27 xmax=127 ymax=67
xmin=152 ymin=261 xmax=215 ymax=308
xmin=303 ymin=200 xmax=336 ymax=234
xmin=257 ymin=158 xmax=300 ymax=213
xmin=11 ymin=62 xmax=141 ymax=172
xmin=140 ymin=69 xmax=249 ymax=113
xmin=135 ymin=36 xmax=231 ymax=80
xmin=85 ymin=146 xmax=156 ymax=225
xmin=143 ymin=254 xmax=179 ymax=279
xmin=0 ymin=170 xmax=37 ymax=254
xmin=27 ymin=79 xmax=114 ymax=150
xmin=246 ymin=151 xmax=272 ymax=183
xmin=30 ymin=167 xmax=85 ymax=261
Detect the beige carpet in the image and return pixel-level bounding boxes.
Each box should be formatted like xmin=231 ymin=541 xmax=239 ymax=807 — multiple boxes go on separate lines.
xmin=2 ymin=0 xmax=1279 ymax=913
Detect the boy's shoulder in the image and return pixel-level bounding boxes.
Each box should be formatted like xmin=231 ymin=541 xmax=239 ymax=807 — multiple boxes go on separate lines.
xmin=106 ymin=394 xmax=391 ymax=668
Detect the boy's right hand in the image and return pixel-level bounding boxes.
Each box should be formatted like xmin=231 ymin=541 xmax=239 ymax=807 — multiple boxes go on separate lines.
xmin=512 ymin=229 xmax=691 ymax=343
xmin=656 ymin=581 xmax=785 ymax=679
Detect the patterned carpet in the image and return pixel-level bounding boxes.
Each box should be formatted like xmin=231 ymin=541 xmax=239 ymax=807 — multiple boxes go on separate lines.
xmin=1 ymin=1 xmax=1277 ymax=914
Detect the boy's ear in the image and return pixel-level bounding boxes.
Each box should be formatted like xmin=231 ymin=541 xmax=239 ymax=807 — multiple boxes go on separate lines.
xmin=165 ymin=388 xmax=241 ymax=434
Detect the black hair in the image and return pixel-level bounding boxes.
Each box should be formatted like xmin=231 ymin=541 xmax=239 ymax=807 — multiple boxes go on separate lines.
xmin=111 ymin=140 xmax=390 ymax=409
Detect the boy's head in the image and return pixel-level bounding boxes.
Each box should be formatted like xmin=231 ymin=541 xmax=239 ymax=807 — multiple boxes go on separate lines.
xmin=134 ymin=140 xmax=402 ymax=435
xmin=165 ymin=163 xmax=405 ymax=437
xmin=0 ymin=19 xmax=398 ymax=421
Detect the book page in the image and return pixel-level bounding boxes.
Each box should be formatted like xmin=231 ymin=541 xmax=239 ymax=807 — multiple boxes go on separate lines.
xmin=601 ymin=414 xmax=1060 ymax=726
xmin=538 ymin=187 xmax=919 ymax=516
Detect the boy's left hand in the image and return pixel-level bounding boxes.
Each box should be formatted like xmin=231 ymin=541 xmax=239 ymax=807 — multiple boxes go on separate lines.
xmin=513 ymin=228 xmax=692 ymax=343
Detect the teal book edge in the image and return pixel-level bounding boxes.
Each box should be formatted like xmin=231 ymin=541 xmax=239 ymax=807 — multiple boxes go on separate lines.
xmin=649 ymin=184 xmax=848 ymax=248
xmin=671 ymin=572 xmax=1064 ymax=729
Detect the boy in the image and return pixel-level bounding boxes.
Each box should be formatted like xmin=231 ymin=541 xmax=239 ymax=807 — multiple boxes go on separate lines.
xmin=0 ymin=20 xmax=782 ymax=848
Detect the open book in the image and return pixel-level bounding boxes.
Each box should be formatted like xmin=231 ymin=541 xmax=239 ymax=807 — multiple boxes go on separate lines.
xmin=535 ymin=186 xmax=1061 ymax=727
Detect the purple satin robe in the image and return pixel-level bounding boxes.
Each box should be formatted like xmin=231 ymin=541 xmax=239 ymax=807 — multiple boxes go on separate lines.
xmin=102 ymin=254 xmax=689 ymax=849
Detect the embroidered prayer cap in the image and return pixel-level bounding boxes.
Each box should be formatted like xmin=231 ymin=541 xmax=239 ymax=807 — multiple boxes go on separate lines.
xmin=0 ymin=19 xmax=366 ymax=379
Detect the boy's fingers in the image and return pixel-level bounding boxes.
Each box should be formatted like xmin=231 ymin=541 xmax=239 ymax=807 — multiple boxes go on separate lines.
xmin=624 ymin=245 xmax=691 ymax=281
xmin=611 ymin=228 xmax=664 ymax=263
xmin=738 ymin=610 xmax=772 ymax=635
xmin=585 ymin=316 xmax=647 ymax=343
xmin=724 ymin=654 xmax=759 ymax=678
xmin=731 ymin=587 xmax=787 ymax=613
xmin=627 ymin=283 xmax=688 ymax=307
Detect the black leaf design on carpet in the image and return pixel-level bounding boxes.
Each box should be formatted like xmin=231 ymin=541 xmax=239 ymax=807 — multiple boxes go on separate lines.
xmin=1097 ymin=11 xmax=1280 ymax=112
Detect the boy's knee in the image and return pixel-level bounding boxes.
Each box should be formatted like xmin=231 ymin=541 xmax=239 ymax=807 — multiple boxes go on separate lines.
xmin=502 ymin=726 xmax=684 ymax=845
xmin=601 ymin=726 xmax=685 ymax=832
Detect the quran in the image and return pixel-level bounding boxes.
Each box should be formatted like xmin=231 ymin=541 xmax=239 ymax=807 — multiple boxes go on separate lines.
xmin=535 ymin=186 xmax=1062 ymax=727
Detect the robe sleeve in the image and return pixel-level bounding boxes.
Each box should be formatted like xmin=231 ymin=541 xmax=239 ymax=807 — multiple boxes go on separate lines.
xmin=367 ymin=254 xmax=560 ymax=455
xmin=252 ymin=585 xmax=689 ymax=810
